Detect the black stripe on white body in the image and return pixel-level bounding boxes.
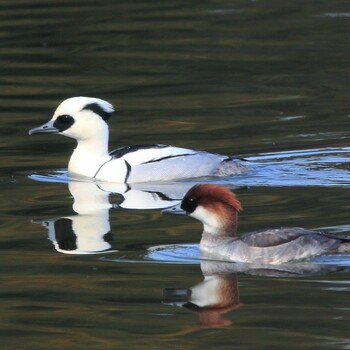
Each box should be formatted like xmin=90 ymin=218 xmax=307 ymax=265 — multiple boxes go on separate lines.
xmin=94 ymin=144 xmax=247 ymax=183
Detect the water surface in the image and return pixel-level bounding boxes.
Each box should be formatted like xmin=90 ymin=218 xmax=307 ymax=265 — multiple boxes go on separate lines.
xmin=1 ymin=0 xmax=350 ymax=349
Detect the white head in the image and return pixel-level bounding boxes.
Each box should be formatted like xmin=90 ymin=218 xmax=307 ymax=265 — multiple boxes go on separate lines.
xmin=178 ymin=184 xmax=242 ymax=236
xmin=29 ymin=97 xmax=115 ymax=141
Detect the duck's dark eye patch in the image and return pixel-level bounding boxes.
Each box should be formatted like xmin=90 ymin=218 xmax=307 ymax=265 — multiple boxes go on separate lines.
xmin=181 ymin=197 xmax=197 ymax=214
xmin=57 ymin=115 xmax=72 ymax=123
xmin=53 ymin=114 xmax=74 ymax=132
xmin=82 ymin=103 xmax=111 ymax=121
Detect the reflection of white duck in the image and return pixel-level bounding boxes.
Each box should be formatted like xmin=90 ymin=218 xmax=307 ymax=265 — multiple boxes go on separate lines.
xmin=33 ymin=180 xmax=192 ymax=254
xmin=29 ymin=97 xmax=248 ymax=183
xmin=99 ymin=182 xmax=192 ymax=210
xmin=38 ymin=182 xmax=113 ymax=254
xmin=165 ymin=184 xmax=350 ymax=264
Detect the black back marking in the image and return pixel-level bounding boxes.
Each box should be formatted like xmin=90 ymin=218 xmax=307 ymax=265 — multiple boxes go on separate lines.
xmin=82 ymin=102 xmax=112 ymax=121
xmin=110 ymin=144 xmax=168 ymax=159
xmin=143 ymin=153 xmax=194 ymax=164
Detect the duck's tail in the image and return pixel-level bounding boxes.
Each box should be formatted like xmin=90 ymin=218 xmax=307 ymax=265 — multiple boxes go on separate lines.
xmin=337 ymin=242 xmax=350 ymax=253
xmin=321 ymin=232 xmax=350 ymax=253
xmin=215 ymin=157 xmax=250 ymax=176
xmin=332 ymin=234 xmax=350 ymax=253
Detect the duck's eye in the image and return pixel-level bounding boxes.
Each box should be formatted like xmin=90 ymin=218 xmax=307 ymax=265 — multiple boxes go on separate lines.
xmin=181 ymin=197 xmax=197 ymax=214
xmin=53 ymin=114 xmax=74 ymax=132
xmin=57 ymin=115 xmax=73 ymax=123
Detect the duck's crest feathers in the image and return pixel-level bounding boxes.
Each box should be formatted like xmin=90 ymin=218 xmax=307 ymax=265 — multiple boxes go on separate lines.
xmin=82 ymin=102 xmax=113 ymax=121
xmin=57 ymin=97 xmax=114 ymax=120
xmin=187 ymin=184 xmax=242 ymax=211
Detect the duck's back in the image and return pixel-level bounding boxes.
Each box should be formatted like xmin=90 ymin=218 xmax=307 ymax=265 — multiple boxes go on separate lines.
xmin=201 ymin=227 xmax=344 ymax=265
xmin=98 ymin=144 xmax=247 ymax=183
xmin=240 ymin=227 xmax=343 ymax=264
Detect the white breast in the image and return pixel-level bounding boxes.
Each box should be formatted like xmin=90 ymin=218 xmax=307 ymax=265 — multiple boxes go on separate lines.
xmin=94 ymin=157 xmax=129 ymax=183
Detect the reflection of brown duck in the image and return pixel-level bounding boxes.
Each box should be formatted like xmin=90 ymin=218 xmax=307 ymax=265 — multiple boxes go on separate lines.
xmin=162 ymin=254 xmax=350 ymax=329
xmin=163 ymin=261 xmax=241 ymax=328
xmin=166 ymin=184 xmax=350 ymax=264
xmin=184 ymin=273 xmax=240 ymax=327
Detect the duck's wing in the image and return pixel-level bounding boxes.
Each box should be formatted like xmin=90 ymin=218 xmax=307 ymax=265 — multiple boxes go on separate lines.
xmin=239 ymin=227 xmax=325 ymax=248
xmin=109 ymin=144 xmax=226 ymax=183
xmin=110 ymin=144 xmax=170 ymax=159
xmin=240 ymin=227 xmax=350 ymax=248
xmin=107 ymin=144 xmax=248 ymax=183
xmin=110 ymin=144 xmax=199 ymax=164
xmin=236 ymin=227 xmax=345 ymax=264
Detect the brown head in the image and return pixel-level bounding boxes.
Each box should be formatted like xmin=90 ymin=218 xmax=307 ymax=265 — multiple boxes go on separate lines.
xmin=181 ymin=184 xmax=242 ymax=236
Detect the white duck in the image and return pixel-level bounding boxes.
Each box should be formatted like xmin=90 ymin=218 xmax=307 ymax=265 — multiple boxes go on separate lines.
xmin=29 ymin=97 xmax=248 ymax=183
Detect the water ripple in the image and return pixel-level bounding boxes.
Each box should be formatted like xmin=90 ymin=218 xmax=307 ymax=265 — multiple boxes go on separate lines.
xmin=26 ymin=146 xmax=350 ymax=188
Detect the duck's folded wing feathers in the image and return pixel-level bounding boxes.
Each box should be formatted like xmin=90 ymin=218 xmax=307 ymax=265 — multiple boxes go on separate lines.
xmin=237 ymin=227 xmax=346 ymax=264
xmin=108 ymin=144 xmax=246 ymax=183
xmin=111 ymin=144 xmax=199 ymax=165
xmin=110 ymin=144 xmax=169 ymax=159
xmin=239 ymin=227 xmax=333 ymax=248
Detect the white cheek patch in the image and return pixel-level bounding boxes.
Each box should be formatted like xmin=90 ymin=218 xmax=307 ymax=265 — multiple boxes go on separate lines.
xmin=190 ymin=206 xmax=221 ymax=234
xmin=61 ymin=113 xmax=109 ymax=143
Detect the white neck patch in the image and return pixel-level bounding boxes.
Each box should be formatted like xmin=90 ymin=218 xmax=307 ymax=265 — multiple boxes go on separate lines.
xmin=190 ymin=206 xmax=222 ymax=235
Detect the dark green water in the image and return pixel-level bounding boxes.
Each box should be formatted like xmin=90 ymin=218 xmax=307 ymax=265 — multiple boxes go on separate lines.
xmin=1 ymin=0 xmax=350 ymax=349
